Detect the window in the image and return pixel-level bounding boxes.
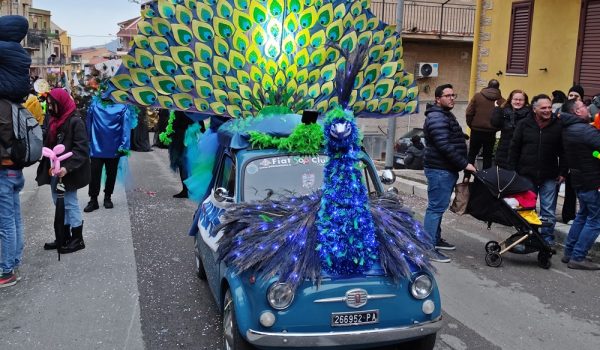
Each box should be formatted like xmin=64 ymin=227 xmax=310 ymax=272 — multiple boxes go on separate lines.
xmin=506 ymin=1 xmax=534 ymax=74
xmin=216 ymin=155 xmax=235 ymax=196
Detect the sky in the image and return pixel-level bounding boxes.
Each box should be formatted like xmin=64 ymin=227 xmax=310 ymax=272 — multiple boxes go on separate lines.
xmin=34 ymin=0 xmax=142 ymax=49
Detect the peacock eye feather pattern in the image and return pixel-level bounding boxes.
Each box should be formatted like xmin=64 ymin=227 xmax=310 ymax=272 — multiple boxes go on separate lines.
xmin=106 ymin=0 xmax=419 ymax=118
xmin=216 ymin=108 xmax=435 ymax=289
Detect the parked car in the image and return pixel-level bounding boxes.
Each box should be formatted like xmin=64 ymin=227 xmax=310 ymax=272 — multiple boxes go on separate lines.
xmin=394 ymin=128 xmax=425 ymax=169
xmin=192 ymin=119 xmax=442 ymax=350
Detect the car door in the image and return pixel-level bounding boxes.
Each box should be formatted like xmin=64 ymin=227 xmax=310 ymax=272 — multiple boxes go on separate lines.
xmin=197 ymin=152 xmax=236 ymax=296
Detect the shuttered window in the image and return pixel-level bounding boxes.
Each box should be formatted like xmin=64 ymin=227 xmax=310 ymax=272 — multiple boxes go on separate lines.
xmin=576 ymin=0 xmax=600 ymax=99
xmin=506 ymin=1 xmax=533 ymax=74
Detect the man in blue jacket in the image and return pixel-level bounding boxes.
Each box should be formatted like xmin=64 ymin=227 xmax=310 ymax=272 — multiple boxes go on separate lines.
xmin=83 ymin=97 xmax=132 ymax=212
xmin=559 ymin=99 xmax=600 ymax=270
xmin=423 ymin=84 xmax=476 ymax=263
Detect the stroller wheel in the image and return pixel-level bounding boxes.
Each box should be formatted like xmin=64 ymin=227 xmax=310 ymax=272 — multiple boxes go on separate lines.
xmin=485 ymin=252 xmax=502 ymax=267
xmin=485 ymin=241 xmax=501 ymax=253
xmin=537 ymin=251 xmax=552 ymax=269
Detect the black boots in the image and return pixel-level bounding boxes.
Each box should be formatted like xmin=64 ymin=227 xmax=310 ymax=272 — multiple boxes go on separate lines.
xmin=43 ymin=225 xmax=71 ymax=250
xmin=84 ymin=197 xmax=99 ymax=212
xmin=59 ymin=224 xmax=85 ymax=254
xmin=103 ymin=196 xmax=114 ymax=209
xmin=173 ymin=189 xmax=188 ymax=198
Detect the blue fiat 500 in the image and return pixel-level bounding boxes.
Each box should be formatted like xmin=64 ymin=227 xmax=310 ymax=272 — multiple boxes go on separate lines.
xmin=192 ymin=145 xmax=442 ymax=350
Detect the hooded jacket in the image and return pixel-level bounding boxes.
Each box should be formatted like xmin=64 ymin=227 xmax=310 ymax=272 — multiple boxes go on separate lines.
xmin=423 ymin=104 xmax=468 ymax=172
xmin=491 ymin=105 xmax=531 ymax=169
xmin=0 ymin=16 xmax=31 ymax=102
xmin=466 ymin=87 xmax=505 ymax=132
xmin=560 ymin=112 xmax=600 ymax=190
xmin=86 ymin=97 xmax=132 ymax=158
xmin=508 ymin=114 xmax=565 ymax=185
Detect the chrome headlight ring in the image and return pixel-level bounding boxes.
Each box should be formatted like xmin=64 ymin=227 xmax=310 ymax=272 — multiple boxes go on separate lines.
xmin=410 ymin=274 xmax=433 ymax=300
xmin=267 ymin=282 xmax=295 ymax=310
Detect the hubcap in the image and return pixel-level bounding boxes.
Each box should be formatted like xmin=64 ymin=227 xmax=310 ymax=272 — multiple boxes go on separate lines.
xmin=223 ymin=291 xmax=234 ymax=350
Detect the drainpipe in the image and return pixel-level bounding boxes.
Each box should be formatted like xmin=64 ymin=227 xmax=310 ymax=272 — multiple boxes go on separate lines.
xmin=469 ymin=0 xmax=483 ymax=99
xmin=439 ymin=0 xmax=451 ymax=39
xmin=384 ymin=0 xmax=404 ymax=169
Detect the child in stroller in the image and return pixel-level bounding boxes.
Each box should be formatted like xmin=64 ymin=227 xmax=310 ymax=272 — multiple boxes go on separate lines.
xmin=467 ymin=167 xmax=554 ymax=268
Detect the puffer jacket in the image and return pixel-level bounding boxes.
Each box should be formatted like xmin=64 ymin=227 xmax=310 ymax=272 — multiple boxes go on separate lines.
xmin=560 ymin=112 xmax=600 ymax=190
xmin=508 ymin=115 xmax=566 ymax=185
xmin=491 ymin=105 xmax=531 ymax=169
xmin=466 ymin=87 xmax=505 ymax=132
xmin=423 ymin=104 xmax=468 ymax=172
xmin=0 ymin=16 xmax=31 ymax=102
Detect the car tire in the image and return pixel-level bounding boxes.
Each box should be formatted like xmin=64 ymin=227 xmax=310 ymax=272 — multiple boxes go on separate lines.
xmin=194 ymin=236 xmax=207 ymax=280
xmin=223 ymin=289 xmax=254 ymax=350
xmin=397 ymin=333 xmax=436 ymax=350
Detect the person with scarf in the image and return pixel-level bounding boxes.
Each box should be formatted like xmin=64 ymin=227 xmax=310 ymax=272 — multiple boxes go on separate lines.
xmin=36 ymin=88 xmax=90 ymax=253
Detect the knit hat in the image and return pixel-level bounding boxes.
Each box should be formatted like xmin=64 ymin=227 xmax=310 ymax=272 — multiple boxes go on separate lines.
xmin=568 ymin=85 xmax=585 ymax=99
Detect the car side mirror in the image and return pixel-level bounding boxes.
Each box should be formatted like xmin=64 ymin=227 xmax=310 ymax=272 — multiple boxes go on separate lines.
xmin=214 ymin=187 xmax=233 ymax=202
xmin=380 ymin=169 xmax=396 ymax=185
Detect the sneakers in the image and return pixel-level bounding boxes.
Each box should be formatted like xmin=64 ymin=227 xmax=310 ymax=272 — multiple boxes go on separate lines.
xmin=567 ymin=259 xmax=600 ymax=270
xmin=84 ymin=198 xmax=99 ymax=213
xmin=430 ymin=250 xmax=451 ymax=263
xmin=103 ymin=197 xmax=114 ymax=209
xmin=0 ymin=272 xmax=17 ymax=288
xmin=435 ymin=238 xmax=456 ymax=251
xmin=14 ymin=268 xmax=21 ymax=281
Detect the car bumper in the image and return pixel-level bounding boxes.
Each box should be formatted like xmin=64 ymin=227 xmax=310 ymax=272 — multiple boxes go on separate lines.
xmin=246 ymin=316 xmax=443 ymax=348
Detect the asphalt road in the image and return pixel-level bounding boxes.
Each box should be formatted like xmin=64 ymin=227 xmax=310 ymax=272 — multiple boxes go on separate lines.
xmin=1 ymin=145 xmax=599 ymax=350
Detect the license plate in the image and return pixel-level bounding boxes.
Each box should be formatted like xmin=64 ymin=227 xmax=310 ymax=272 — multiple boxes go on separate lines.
xmin=331 ymin=310 xmax=379 ymax=327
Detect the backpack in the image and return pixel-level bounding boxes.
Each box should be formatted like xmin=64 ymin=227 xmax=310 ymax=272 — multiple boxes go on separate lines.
xmin=2 ymin=99 xmax=43 ymax=167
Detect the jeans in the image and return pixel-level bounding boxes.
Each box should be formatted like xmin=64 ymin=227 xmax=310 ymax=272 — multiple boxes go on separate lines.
xmin=564 ymin=189 xmax=600 ymax=261
xmin=51 ymin=177 xmax=83 ymax=227
xmin=0 ymin=169 xmax=24 ymax=274
xmin=532 ymin=179 xmax=558 ymax=244
xmin=423 ymin=168 xmax=459 ymax=244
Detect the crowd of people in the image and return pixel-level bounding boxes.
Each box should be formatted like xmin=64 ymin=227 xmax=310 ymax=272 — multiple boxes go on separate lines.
xmin=423 ymin=81 xmax=600 ymax=270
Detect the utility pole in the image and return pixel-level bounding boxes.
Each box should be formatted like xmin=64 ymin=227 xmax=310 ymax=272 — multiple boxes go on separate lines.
xmin=384 ymin=0 xmax=404 ymax=169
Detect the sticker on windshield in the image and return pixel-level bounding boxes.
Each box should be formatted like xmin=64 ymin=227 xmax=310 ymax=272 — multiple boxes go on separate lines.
xmin=302 ymin=173 xmax=316 ymax=189
xmin=246 ymin=163 xmax=259 ymax=175
xmin=256 ymin=156 xmax=328 ymax=170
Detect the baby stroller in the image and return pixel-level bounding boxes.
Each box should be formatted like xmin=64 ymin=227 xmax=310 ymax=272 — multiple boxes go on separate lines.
xmin=467 ymin=167 xmax=554 ymax=269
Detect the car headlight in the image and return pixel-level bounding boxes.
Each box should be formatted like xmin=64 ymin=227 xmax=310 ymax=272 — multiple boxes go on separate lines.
xmin=410 ymin=274 xmax=433 ymax=300
xmin=267 ymin=283 xmax=295 ymax=310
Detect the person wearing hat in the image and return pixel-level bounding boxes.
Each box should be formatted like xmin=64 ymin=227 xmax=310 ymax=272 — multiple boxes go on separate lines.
xmin=568 ymin=85 xmax=584 ymax=101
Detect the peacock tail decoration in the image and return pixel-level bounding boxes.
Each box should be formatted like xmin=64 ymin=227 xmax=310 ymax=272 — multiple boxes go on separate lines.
xmin=106 ymin=0 xmax=418 ymax=118
xmin=217 ymin=108 xmax=435 ymax=289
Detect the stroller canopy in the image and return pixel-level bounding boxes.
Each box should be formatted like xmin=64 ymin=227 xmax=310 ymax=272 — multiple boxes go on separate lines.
xmin=475 ymin=167 xmax=533 ymax=198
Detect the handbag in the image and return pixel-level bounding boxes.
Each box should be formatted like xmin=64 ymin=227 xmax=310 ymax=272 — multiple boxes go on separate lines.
xmin=450 ymin=175 xmax=471 ymax=215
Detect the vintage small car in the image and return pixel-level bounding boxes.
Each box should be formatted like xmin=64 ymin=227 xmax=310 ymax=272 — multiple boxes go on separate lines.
xmin=191 ymin=116 xmax=442 ymax=350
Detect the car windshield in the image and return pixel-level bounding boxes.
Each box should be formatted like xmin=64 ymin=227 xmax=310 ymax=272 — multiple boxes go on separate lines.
xmin=242 ymin=154 xmax=379 ymax=201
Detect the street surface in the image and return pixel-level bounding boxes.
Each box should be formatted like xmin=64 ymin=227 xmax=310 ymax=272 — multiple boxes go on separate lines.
xmin=1 ymin=144 xmax=599 ymax=349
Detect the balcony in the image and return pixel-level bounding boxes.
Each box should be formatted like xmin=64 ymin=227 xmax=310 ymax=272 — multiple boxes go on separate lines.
xmin=371 ymin=0 xmax=475 ymax=41
xmin=30 ymin=57 xmax=70 ymax=67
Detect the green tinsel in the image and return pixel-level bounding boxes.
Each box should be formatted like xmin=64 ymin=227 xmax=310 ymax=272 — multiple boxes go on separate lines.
xmin=248 ymin=122 xmax=324 ymax=155
xmin=159 ymin=111 xmax=176 ymax=145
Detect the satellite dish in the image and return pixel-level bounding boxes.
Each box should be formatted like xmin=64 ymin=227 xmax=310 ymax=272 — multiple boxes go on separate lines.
xmin=33 ymin=79 xmax=50 ymax=94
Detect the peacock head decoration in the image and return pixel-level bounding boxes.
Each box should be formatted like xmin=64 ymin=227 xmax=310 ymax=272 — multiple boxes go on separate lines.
xmin=106 ymin=0 xmax=419 ymax=118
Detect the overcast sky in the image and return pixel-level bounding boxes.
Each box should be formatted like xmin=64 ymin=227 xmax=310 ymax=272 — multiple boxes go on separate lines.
xmin=34 ymin=0 xmax=142 ymax=48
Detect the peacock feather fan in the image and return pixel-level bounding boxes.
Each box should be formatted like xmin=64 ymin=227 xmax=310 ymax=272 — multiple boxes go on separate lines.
xmin=107 ymin=0 xmax=419 ymax=118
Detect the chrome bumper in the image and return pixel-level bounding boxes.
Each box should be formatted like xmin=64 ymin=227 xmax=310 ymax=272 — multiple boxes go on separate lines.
xmin=246 ymin=316 xmax=443 ymax=348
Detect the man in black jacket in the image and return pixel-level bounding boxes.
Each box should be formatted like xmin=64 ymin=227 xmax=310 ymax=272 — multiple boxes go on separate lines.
xmin=509 ymin=94 xmax=566 ymax=248
xmin=423 ymin=84 xmax=476 ymax=263
xmin=559 ymin=99 xmax=600 ymax=270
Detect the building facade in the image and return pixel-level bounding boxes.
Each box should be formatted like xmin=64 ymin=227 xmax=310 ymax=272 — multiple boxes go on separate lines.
xmin=471 ymin=0 xmax=599 ymax=100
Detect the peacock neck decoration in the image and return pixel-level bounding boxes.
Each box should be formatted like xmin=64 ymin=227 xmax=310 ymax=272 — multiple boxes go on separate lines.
xmin=316 ymin=108 xmax=378 ymax=275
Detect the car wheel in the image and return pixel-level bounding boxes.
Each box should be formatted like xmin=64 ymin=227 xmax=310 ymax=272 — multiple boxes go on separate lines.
xmin=397 ymin=333 xmax=436 ymax=350
xmin=194 ymin=236 xmax=207 ymax=280
xmin=223 ymin=289 xmax=254 ymax=350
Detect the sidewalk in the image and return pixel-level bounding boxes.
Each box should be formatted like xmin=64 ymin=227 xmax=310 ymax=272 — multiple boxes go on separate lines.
xmin=385 ymin=167 xmax=600 ymax=257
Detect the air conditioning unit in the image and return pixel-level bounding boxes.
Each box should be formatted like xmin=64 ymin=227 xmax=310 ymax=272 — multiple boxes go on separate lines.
xmin=415 ymin=62 xmax=439 ymax=78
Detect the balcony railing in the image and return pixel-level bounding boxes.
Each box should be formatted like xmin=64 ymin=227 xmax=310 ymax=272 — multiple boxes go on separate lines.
xmin=371 ymin=1 xmax=475 ymax=38
xmin=30 ymin=57 xmax=70 ymax=66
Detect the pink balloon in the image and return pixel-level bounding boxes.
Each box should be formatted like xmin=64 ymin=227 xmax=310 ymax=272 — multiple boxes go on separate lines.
xmin=41 ymin=144 xmax=72 ymax=176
